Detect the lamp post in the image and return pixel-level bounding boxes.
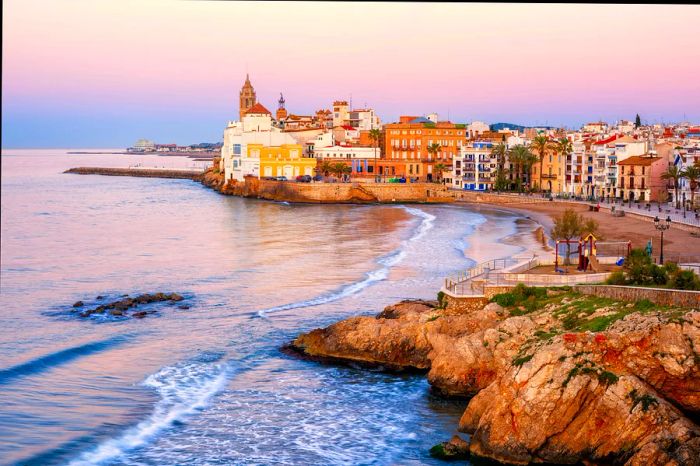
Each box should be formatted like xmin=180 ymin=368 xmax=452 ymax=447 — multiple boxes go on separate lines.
xmin=654 ymin=215 xmax=672 ymax=265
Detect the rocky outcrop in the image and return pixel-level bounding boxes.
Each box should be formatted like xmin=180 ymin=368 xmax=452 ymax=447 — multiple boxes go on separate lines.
xmin=73 ymin=292 xmax=187 ymax=319
xmin=288 ymin=291 xmax=700 ymax=465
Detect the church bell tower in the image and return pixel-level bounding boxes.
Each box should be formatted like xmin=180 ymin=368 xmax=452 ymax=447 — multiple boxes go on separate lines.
xmin=239 ymin=74 xmax=257 ymax=120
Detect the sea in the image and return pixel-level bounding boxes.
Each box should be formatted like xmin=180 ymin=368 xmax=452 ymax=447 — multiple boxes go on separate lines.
xmin=1 ymin=149 xmax=529 ymax=465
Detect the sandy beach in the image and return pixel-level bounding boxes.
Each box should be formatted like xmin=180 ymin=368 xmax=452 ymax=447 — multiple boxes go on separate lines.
xmin=484 ymin=202 xmax=700 ymax=262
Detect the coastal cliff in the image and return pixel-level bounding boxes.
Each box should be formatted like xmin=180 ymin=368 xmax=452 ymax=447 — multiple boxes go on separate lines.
xmin=288 ymin=290 xmax=700 ymax=465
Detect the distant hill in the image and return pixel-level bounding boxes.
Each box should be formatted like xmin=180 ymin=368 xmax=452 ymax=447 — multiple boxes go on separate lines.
xmin=489 ymin=122 xmax=555 ymax=131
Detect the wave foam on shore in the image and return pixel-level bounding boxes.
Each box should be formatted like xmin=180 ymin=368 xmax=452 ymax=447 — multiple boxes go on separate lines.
xmin=68 ymin=357 xmax=229 ymax=466
xmin=255 ymin=206 xmax=436 ymax=318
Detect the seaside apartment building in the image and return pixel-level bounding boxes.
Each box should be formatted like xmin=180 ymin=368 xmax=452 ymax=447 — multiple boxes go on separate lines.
xmin=616 ymin=155 xmax=669 ymax=202
xmin=383 ymin=116 xmax=469 ymax=182
xmin=451 ymin=141 xmax=495 ymax=190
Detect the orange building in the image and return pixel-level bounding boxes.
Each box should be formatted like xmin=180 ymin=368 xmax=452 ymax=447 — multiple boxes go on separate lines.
xmin=383 ymin=117 xmax=469 ymax=181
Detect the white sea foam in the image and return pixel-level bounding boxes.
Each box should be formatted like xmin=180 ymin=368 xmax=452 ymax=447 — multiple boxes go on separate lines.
xmin=69 ymin=362 xmax=228 ymax=466
xmin=256 ymin=206 xmax=436 ymax=318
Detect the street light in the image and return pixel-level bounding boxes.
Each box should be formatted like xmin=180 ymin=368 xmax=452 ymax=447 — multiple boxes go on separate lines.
xmin=654 ymin=215 xmax=672 ymax=264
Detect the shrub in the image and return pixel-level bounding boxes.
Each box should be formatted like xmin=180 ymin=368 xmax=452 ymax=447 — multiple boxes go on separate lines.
xmin=650 ymin=266 xmax=668 ymax=286
xmin=606 ymin=271 xmax=626 ymax=285
xmin=662 ymin=262 xmax=679 ymax=275
xmin=491 ymin=292 xmax=516 ymax=307
xmin=625 ymin=248 xmax=667 ymax=286
xmin=669 ymin=270 xmax=700 ymax=291
xmin=436 ymin=291 xmax=447 ymax=309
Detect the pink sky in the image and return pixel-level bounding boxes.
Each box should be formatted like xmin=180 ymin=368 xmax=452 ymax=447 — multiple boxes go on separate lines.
xmin=3 ymin=1 xmax=700 ymax=146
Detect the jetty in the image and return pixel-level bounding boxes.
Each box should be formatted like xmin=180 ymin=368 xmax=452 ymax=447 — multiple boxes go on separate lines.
xmin=64 ymin=167 xmax=204 ymax=180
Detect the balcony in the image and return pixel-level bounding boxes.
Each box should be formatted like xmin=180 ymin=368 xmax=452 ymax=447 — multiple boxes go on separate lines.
xmin=541 ymin=174 xmax=557 ymax=180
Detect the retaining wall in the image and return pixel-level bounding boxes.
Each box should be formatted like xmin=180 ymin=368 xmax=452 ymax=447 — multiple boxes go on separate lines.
xmin=573 ymin=285 xmax=700 ymax=307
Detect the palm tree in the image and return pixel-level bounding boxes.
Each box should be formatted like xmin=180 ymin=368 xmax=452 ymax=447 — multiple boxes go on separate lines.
xmin=531 ymin=135 xmax=551 ymax=191
xmin=434 ymin=163 xmax=447 ymax=184
xmin=681 ymin=164 xmax=700 ymax=210
xmin=661 ymin=165 xmax=682 ymax=208
xmin=427 ymin=143 xmax=441 ymax=161
xmin=556 ymin=137 xmax=573 ymax=194
xmin=490 ymin=142 xmax=508 ymax=173
xmin=318 ymin=160 xmax=333 ymax=177
xmin=427 ymin=143 xmax=441 ymax=182
xmin=509 ymin=145 xmax=536 ymax=192
xmin=368 ymin=128 xmax=382 ymax=181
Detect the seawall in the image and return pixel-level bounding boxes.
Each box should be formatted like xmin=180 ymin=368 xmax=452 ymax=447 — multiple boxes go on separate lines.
xmin=65 ymin=167 xmax=204 ymax=180
xmin=201 ymin=169 xmax=453 ymax=204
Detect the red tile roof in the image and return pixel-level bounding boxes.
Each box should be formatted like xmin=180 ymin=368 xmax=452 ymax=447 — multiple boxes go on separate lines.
xmin=617 ymin=156 xmax=661 ymax=166
xmin=593 ymin=134 xmax=619 ymax=145
xmin=243 ymin=103 xmax=271 ymax=115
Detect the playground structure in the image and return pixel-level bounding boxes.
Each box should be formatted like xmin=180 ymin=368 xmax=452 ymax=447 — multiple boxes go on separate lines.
xmin=555 ymin=235 xmax=631 ymax=273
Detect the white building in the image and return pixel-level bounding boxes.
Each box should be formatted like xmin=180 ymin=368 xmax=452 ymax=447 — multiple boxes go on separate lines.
xmin=220 ymin=103 xmax=298 ymax=181
xmin=314 ymin=144 xmax=379 ymax=160
xmin=451 ymin=141 xmax=495 ymax=190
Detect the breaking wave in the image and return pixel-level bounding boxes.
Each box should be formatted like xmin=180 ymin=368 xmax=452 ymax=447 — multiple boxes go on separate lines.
xmin=68 ymin=358 xmax=228 ymax=466
xmin=256 ymin=206 xmax=436 ymax=318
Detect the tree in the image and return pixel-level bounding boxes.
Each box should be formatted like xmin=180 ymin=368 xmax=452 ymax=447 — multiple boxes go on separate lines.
xmin=434 ymin=163 xmax=447 ymax=184
xmin=490 ymin=142 xmax=508 ymax=173
xmin=635 ymin=114 xmax=641 ymax=128
xmin=551 ymin=208 xmax=599 ymax=264
xmin=368 ymin=128 xmax=382 ymax=180
xmin=661 ymin=165 xmax=682 ymax=209
xmin=509 ymin=145 xmax=537 ymax=192
xmin=556 ymin=137 xmax=573 ymax=194
xmin=427 ymin=143 xmax=441 ymax=182
xmin=318 ymin=160 xmax=333 ymax=177
xmin=531 ymin=135 xmax=551 ymax=191
xmin=331 ymin=162 xmax=350 ymax=180
xmin=681 ymin=164 xmax=700 ymax=210
xmin=427 ymin=143 xmax=441 ymax=161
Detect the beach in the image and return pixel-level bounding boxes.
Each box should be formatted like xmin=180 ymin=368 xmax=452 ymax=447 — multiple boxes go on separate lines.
xmin=474 ymin=201 xmax=700 ymax=261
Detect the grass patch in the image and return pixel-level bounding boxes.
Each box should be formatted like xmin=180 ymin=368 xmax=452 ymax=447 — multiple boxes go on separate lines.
xmin=512 ymin=354 xmax=533 ymax=367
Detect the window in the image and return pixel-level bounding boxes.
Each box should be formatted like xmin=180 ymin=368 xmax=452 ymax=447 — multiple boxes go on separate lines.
xmin=233 ymin=144 xmax=241 ymax=155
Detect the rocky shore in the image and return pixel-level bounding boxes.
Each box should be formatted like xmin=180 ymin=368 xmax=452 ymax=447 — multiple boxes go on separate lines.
xmin=287 ymin=288 xmax=700 ymax=465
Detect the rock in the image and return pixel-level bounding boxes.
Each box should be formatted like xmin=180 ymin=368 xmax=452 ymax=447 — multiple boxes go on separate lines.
xmin=429 ymin=435 xmax=470 ymax=460
xmin=290 ymin=294 xmax=700 ymax=465
xmin=169 ymin=293 xmax=184 ymax=302
xmin=178 ymin=305 xmax=190 ymax=310
xmin=132 ymin=311 xmax=148 ymax=319
xmin=72 ymin=301 xmax=84 ymax=308
xmin=96 ymin=295 xmax=104 ymax=300
xmin=109 ymin=309 xmax=124 ymax=316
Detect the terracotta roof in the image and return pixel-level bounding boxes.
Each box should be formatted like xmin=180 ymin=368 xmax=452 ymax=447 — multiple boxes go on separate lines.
xmin=244 ymin=103 xmax=271 ymax=115
xmin=617 ymin=156 xmax=661 ymax=166
xmin=593 ymin=134 xmax=619 ymax=145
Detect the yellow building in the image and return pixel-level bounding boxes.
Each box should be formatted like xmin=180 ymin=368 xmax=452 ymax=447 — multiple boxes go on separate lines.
xmin=250 ymin=143 xmax=316 ymax=179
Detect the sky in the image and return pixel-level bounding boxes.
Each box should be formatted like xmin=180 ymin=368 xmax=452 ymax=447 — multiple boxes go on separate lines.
xmin=2 ymin=1 xmax=699 ymax=148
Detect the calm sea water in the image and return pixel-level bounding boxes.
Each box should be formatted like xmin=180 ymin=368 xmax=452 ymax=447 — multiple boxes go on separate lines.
xmin=1 ymin=150 xmax=527 ymax=466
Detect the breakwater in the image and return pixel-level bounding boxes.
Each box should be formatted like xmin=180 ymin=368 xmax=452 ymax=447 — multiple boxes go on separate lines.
xmin=65 ymin=167 xmax=204 ymax=180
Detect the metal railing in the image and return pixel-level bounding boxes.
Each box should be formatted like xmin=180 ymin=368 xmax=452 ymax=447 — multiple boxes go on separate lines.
xmin=444 ymin=258 xmax=519 ymax=295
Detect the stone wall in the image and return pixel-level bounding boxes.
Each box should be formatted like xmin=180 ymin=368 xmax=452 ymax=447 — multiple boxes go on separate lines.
xmin=217 ymin=175 xmax=453 ymax=204
xmin=573 ymin=285 xmax=700 ymax=307
xmin=443 ymin=294 xmax=490 ymax=314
